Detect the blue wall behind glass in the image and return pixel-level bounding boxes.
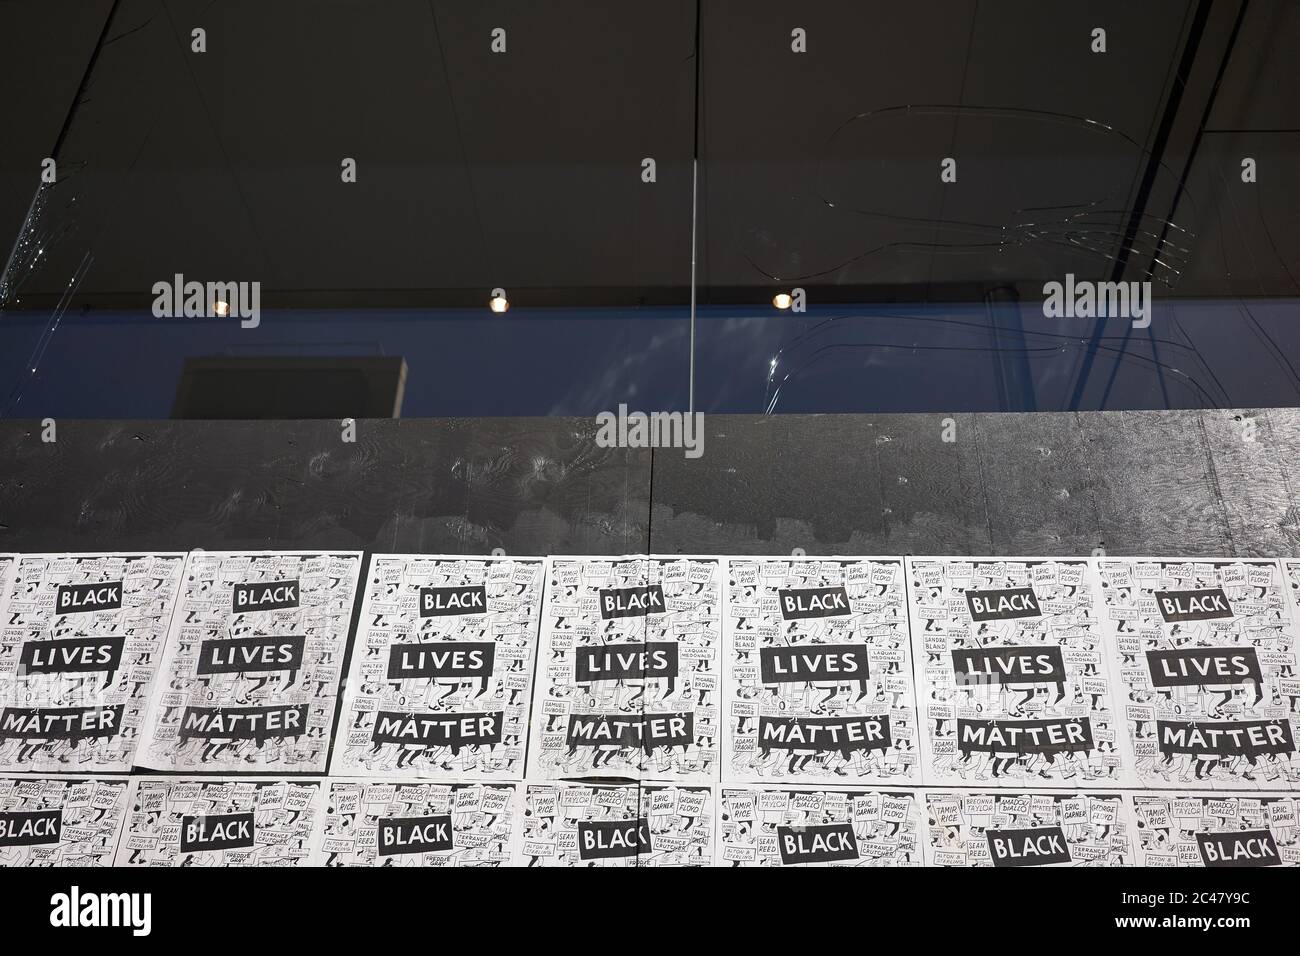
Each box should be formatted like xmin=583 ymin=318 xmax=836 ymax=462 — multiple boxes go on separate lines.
xmin=1 ymin=300 xmax=1296 ymax=418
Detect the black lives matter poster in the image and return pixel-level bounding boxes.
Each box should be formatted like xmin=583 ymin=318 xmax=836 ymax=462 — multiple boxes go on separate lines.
xmin=908 ymin=557 xmax=1128 ymax=787
xmin=137 ymin=551 xmax=363 ymax=774
xmin=335 ymin=555 xmax=543 ymax=780
xmin=529 ymin=556 xmax=720 ymax=782
xmin=1101 ymin=558 xmax=1300 ymax=790
xmin=514 ymin=782 xmax=714 ymax=866
xmin=114 ymin=778 xmax=322 ymax=866
xmin=0 ymin=553 xmax=185 ymax=774
xmin=717 ymin=784 xmax=921 ymax=866
xmin=724 ymin=557 xmax=917 ymax=784
xmin=0 ymin=776 xmax=128 ymax=867
xmin=1131 ymin=792 xmax=1299 ymax=867
xmin=924 ymin=790 xmax=1135 ymax=867
xmin=312 ymin=780 xmax=519 ymax=866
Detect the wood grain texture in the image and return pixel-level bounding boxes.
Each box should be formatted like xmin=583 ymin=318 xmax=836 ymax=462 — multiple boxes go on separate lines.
xmin=1256 ymin=407 xmax=1300 ymax=551
xmin=2 ymin=410 xmax=1297 ymax=560
xmin=652 ymin=410 xmax=1298 ymax=557
xmin=870 ymin=413 xmax=989 ymax=555
xmin=968 ymin=412 xmax=1101 ymax=555
xmin=648 ymin=416 xmax=889 ymax=554
xmin=0 ymin=418 xmax=649 ymax=555
xmin=1198 ymin=408 xmax=1299 ymax=557
xmin=1076 ymin=409 xmax=1232 ymax=557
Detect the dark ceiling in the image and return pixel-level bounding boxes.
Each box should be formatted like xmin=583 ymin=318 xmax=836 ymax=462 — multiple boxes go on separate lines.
xmin=2 ymin=0 xmax=1297 ymax=313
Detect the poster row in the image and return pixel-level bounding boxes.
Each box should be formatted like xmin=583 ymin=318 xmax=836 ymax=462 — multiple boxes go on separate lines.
xmin=1 ymin=775 xmax=1296 ymax=868
xmin=2 ymin=552 xmax=1300 ymax=790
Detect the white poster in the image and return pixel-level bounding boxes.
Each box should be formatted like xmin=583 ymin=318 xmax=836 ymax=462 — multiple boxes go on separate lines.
xmin=923 ymin=789 xmax=1135 ymax=866
xmin=0 ymin=554 xmax=15 ymax=614
xmin=0 ymin=776 xmax=129 ymax=867
xmin=311 ymin=779 xmax=518 ymax=866
xmin=527 ymin=556 xmax=721 ymax=782
xmin=1130 ymin=791 xmax=1299 ymax=866
xmin=136 ymin=550 xmax=363 ymax=773
xmin=716 ymin=784 xmax=923 ymax=866
xmin=514 ymin=781 xmax=715 ymax=866
xmin=0 ymin=552 xmax=186 ymax=773
xmin=907 ymin=557 xmax=1128 ymax=787
xmin=333 ymin=555 xmax=543 ymax=779
xmin=723 ymin=557 xmax=917 ymax=784
xmin=113 ymin=777 xmax=322 ymax=866
xmin=1098 ymin=557 xmax=1299 ymax=790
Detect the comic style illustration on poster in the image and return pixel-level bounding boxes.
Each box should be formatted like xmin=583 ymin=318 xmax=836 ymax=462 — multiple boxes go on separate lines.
xmin=0 ymin=777 xmax=128 ymax=867
xmin=1099 ymin=558 xmax=1300 ymax=789
xmin=312 ymin=779 xmax=518 ymax=866
xmin=514 ymin=782 xmax=714 ymax=866
xmin=924 ymin=790 xmax=1135 ymax=867
xmin=137 ymin=551 xmax=363 ymax=773
xmin=716 ymin=784 xmax=922 ymax=866
xmin=0 ymin=553 xmax=186 ymax=773
xmin=908 ymin=557 xmax=1127 ymax=787
xmin=1131 ymin=792 xmax=1299 ymax=866
xmin=114 ymin=778 xmax=321 ymax=866
xmin=0 ymin=555 xmax=14 ymax=609
xmin=527 ymin=556 xmax=720 ymax=782
xmin=722 ymin=557 xmax=917 ymax=784
xmin=334 ymin=556 xmax=543 ymax=780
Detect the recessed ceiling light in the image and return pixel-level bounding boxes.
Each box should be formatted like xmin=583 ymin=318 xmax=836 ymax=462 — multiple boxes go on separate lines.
xmin=772 ymin=292 xmax=792 ymax=310
xmin=489 ymin=288 xmax=509 ymax=313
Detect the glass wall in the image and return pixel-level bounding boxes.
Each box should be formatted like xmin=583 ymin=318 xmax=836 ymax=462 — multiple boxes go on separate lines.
xmin=2 ymin=0 xmax=1298 ymax=418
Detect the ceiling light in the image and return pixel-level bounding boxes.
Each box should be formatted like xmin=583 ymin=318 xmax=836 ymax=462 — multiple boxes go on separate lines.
xmin=212 ymin=300 xmax=231 ymax=317
xmin=772 ymin=292 xmax=792 ymax=310
xmin=489 ymin=288 xmax=509 ymax=313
